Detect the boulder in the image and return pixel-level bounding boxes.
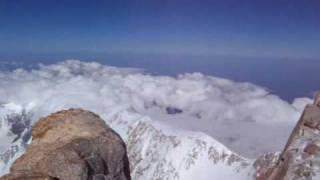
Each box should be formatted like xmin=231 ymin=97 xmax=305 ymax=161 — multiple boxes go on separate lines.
xmin=0 ymin=109 xmax=131 ymax=180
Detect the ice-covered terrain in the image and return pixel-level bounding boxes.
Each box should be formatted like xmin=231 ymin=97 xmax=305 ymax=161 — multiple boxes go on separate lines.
xmin=0 ymin=60 xmax=312 ymax=179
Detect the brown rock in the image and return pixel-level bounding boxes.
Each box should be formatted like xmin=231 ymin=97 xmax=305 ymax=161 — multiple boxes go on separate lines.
xmin=0 ymin=109 xmax=131 ymax=180
xmin=304 ymin=143 xmax=320 ymax=155
xmin=254 ymin=94 xmax=320 ymax=179
xmin=314 ymin=91 xmax=320 ymax=107
xmin=254 ymin=153 xmax=279 ymax=180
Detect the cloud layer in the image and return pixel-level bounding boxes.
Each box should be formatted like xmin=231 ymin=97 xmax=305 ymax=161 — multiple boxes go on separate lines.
xmin=0 ymin=60 xmax=312 ymax=158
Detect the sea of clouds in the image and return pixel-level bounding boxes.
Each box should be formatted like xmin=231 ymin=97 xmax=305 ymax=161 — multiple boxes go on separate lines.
xmin=0 ymin=60 xmax=313 ymax=158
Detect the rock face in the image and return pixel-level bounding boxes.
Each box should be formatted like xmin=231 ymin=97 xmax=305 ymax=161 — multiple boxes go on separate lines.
xmin=0 ymin=109 xmax=131 ymax=180
xmin=255 ymin=94 xmax=320 ymax=180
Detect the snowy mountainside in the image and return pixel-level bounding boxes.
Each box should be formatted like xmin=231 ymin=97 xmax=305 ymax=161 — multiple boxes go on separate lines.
xmin=126 ymin=120 xmax=253 ymax=180
xmin=0 ymin=103 xmax=31 ymax=174
xmin=105 ymin=109 xmax=254 ymax=179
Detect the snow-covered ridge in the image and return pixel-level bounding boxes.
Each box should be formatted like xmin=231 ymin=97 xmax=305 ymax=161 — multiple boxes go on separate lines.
xmin=126 ymin=120 xmax=253 ymax=180
xmin=0 ymin=60 xmax=312 ymax=179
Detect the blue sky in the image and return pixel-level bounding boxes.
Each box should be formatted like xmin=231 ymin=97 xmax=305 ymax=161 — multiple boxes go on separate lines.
xmin=0 ymin=0 xmax=319 ymax=59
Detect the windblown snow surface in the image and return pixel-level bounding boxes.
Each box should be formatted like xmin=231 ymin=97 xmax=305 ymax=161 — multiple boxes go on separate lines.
xmin=0 ymin=60 xmax=312 ymax=179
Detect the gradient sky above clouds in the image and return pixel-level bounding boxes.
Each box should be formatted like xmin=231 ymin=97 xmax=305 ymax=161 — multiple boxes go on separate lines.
xmin=0 ymin=0 xmax=319 ymax=59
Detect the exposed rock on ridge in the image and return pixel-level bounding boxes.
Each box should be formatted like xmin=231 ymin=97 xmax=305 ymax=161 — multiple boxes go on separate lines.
xmin=255 ymin=93 xmax=320 ymax=180
xmin=0 ymin=109 xmax=131 ymax=180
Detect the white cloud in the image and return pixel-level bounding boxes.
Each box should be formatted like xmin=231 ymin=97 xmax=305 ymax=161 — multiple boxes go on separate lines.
xmin=0 ymin=60 xmax=312 ymax=159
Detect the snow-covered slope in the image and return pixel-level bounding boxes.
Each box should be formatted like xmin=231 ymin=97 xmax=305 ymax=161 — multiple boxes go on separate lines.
xmin=105 ymin=108 xmax=254 ymax=179
xmin=0 ymin=103 xmax=31 ymax=175
xmin=126 ymin=120 xmax=253 ymax=180
xmin=0 ymin=60 xmax=311 ymax=179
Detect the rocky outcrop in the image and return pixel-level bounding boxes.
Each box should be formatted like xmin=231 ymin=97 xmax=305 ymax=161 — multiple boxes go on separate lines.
xmin=255 ymin=93 xmax=320 ymax=180
xmin=0 ymin=109 xmax=131 ymax=180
